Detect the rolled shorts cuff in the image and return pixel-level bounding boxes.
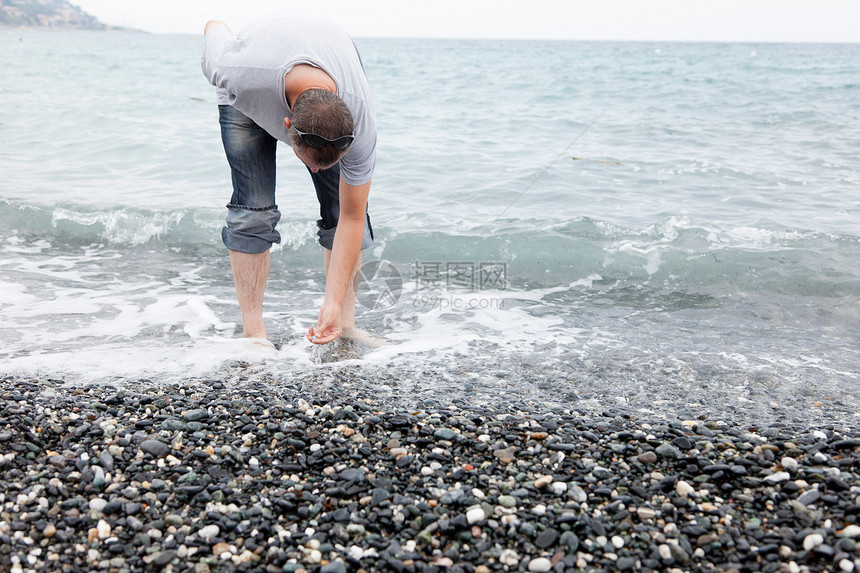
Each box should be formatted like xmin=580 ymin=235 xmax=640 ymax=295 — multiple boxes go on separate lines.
xmin=222 ymin=204 xmax=281 ymax=254
xmin=316 ymin=216 xmax=374 ymax=251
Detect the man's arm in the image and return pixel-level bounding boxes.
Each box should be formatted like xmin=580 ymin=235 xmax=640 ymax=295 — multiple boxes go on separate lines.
xmin=201 ymin=20 xmax=233 ymax=86
xmin=307 ymin=179 xmax=371 ymax=344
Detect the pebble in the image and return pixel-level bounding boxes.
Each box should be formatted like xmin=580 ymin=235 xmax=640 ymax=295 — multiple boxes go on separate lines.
xmin=494 ymin=446 xmax=517 ymax=464
xmin=185 ymin=408 xmax=209 ymax=421
xmin=466 ymin=507 xmax=485 ymax=524
xmin=96 ymin=519 xmax=111 ymax=539
xmin=675 ymin=480 xmax=695 ymax=497
xmin=781 ymin=456 xmax=799 ymax=471
xmin=433 ymin=428 xmax=455 ymax=441
xmin=840 ymin=525 xmax=860 ymax=538
xmin=803 ymin=533 xmax=824 ymax=551
xmin=534 ymin=475 xmax=553 ymax=488
xmin=764 ymin=471 xmax=791 ymax=484
xmin=498 ymin=495 xmax=517 ymax=508
xmin=527 ymin=557 xmax=552 ymax=572
xmin=499 ymin=549 xmax=519 ymax=566
xmin=140 ymin=440 xmax=170 ymax=457
xmin=656 ymin=443 xmax=682 ymax=459
xmin=534 ymin=528 xmax=558 ymax=549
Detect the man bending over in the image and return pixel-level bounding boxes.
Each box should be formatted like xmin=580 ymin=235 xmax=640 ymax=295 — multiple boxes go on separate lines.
xmin=201 ymin=17 xmax=376 ymax=345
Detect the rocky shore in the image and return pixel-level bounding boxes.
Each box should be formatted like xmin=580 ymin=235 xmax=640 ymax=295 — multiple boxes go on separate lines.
xmin=1 ymin=376 xmax=858 ymax=572
xmin=0 ymin=0 xmax=107 ymax=29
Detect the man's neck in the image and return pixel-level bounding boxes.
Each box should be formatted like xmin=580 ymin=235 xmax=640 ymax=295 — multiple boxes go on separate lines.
xmin=284 ymin=64 xmax=337 ymax=107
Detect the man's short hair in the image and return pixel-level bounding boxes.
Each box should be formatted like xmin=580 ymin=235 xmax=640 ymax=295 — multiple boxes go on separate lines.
xmin=290 ymin=89 xmax=354 ymax=169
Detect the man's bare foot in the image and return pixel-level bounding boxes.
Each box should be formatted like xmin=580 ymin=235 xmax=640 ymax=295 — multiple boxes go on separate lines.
xmin=341 ymin=327 xmax=393 ymax=348
xmin=242 ymin=337 xmax=276 ymax=349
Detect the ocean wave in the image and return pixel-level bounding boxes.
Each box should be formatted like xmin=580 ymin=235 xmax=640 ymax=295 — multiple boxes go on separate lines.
xmin=2 ymin=200 xmax=857 ymax=298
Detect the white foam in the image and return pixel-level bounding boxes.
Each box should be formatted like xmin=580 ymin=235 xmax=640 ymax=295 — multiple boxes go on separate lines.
xmin=570 ymin=274 xmax=602 ymax=289
xmin=1 ymin=336 xmax=286 ymax=381
xmin=360 ymin=287 xmax=583 ymax=365
xmin=0 ymin=281 xmax=37 ymax=308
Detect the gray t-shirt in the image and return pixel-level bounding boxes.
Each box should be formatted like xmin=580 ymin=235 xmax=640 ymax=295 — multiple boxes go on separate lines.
xmin=202 ymin=18 xmax=376 ymax=186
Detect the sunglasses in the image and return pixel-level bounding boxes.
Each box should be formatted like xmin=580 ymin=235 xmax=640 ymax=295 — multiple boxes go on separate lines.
xmin=292 ymin=127 xmax=354 ymax=150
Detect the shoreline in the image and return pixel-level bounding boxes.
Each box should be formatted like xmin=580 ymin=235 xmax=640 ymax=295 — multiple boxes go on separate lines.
xmin=1 ymin=376 xmax=858 ymax=572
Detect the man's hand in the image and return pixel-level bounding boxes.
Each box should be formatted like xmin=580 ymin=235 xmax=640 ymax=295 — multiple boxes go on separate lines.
xmin=307 ymin=179 xmax=370 ymax=345
xmin=307 ymin=301 xmax=343 ymax=345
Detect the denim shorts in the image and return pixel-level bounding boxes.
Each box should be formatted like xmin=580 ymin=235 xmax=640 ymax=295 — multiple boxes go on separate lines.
xmin=218 ymin=105 xmax=373 ymax=254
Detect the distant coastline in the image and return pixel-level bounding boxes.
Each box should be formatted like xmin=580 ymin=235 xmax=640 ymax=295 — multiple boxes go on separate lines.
xmin=0 ymin=0 xmax=118 ymax=30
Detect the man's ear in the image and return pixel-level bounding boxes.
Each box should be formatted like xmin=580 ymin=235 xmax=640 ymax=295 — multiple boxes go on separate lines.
xmin=284 ymin=117 xmax=291 ymax=129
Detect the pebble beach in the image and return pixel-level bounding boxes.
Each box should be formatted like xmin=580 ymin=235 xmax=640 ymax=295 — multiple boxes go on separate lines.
xmin=1 ymin=375 xmax=858 ymax=573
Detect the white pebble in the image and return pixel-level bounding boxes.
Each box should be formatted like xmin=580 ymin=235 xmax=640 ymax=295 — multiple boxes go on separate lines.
xmin=348 ymin=545 xmax=364 ymax=561
xmin=309 ymin=444 xmax=322 ymax=452
xmin=764 ymin=471 xmax=791 ymax=484
xmin=499 ymin=548 xmax=519 ymax=566
xmin=813 ymin=430 xmax=827 ymax=440
xmin=96 ymin=520 xmax=111 ymax=540
xmin=466 ymin=507 xmax=485 ymax=524
xmin=528 ymin=557 xmax=552 ymax=572
xmin=658 ymin=544 xmax=672 ymax=560
xmin=675 ymin=480 xmax=695 ymax=497
xmin=550 ymin=481 xmax=568 ymax=495
xmin=838 ymin=558 xmax=854 ymax=572
xmin=420 ymin=466 xmax=434 ymax=476
xmin=803 ymin=533 xmax=824 ymax=551
xmin=198 ymin=525 xmax=219 ymax=541
xmin=472 ymin=488 xmax=485 ymax=499
xmin=88 ymin=498 xmax=108 ymax=513
xmin=611 ymin=535 xmax=624 ymax=549
xmin=840 ymin=525 xmax=860 ymax=538
xmin=788 ymin=561 xmax=800 ymax=573
xmin=781 ymin=457 xmax=799 ymax=471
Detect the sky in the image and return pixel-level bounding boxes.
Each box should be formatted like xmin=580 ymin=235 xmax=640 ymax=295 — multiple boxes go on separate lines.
xmin=70 ymin=0 xmax=860 ymax=43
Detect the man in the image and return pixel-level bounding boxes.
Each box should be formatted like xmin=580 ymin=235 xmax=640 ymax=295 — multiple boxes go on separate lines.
xmin=201 ymin=17 xmax=376 ymax=346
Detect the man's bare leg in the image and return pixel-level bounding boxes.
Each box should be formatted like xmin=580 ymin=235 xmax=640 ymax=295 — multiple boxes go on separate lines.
xmin=323 ymin=249 xmax=362 ymax=332
xmin=229 ymin=250 xmax=269 ymax=339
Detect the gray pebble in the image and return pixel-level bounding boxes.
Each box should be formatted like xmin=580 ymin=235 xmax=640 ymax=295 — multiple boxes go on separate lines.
xmin=140 ymin=440 xmax=170 ymax=457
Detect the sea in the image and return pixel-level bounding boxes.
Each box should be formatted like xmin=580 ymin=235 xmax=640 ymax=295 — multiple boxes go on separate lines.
xmin=1 ymin=30 xmax=858 ymax=425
